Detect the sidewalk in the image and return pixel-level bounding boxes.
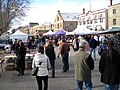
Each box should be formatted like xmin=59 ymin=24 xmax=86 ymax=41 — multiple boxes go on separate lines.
xmin=0 ymin=47 xmax=105 ymax=90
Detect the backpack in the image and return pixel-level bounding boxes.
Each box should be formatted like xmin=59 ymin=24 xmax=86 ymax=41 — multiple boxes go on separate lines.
xmin=98 ymin=44 xmax=107 ymax=55
xmin=86 ymin=54 xmax=94 ymax=70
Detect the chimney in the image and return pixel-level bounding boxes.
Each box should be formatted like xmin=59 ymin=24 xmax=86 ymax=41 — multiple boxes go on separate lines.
xmin=58 ymin=10 xmax=60 ymax=13
xmin=83 ymin=8 xmax=85 ymax=14
xmin=110 ymin=0 xmax=112 ymax=6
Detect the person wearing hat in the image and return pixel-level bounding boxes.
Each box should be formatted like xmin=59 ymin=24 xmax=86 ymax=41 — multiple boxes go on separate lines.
xmin=32 ymin=46 xmax=51 ymax=90
xmin=99 ymin=39 xmax=120 ymax=90
xmin=73 ymin=42 xmax=94 ymax=90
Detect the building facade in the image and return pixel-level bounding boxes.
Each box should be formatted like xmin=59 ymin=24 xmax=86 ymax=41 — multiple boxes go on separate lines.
xmin=29 ymin=22 xmax=54 ymax=34
xmin=78 ymin=8 xmax=108 ymax=31
xmin=108 ymin=3 xmax=120 ymax=28
xmin=54 ymin=10 xmax=79 ymax=32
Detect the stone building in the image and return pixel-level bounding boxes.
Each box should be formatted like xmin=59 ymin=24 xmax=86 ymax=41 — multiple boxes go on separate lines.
xmin=29 ymin=22 xmax=54 ymax=35
xmin=54 ymin=10 xmax=79 ymax=32
xmin=108 ymin=3 xmax=120 ymax=28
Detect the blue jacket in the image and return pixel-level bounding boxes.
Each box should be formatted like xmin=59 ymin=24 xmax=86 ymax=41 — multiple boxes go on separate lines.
xmin=89 ymin=38 xmax=97 ymax=49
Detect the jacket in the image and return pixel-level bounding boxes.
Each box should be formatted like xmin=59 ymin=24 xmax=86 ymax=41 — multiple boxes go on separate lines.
xmin=60 ymin=43 xmax=70 ymax=55
xmin=73 ymin=50 xmax=92 ymax=81
xmin=45 ymin=45 xmax=56 ymax=60
xmin=32 ymin=53 xmax=51 ymax=76
xmin=89 ymin=38 xmax=97 ymax=49
xmin=99 ymin=49 xmax=120 ymax=84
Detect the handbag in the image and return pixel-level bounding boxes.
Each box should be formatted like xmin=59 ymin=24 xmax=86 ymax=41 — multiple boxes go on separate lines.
xmin=86 ymin=54 xmax=94 ymax=70
xmin=31 ymin=67 xmax=39 ymax=76
xmin=31 ymin=62 xmax=42 ymax=76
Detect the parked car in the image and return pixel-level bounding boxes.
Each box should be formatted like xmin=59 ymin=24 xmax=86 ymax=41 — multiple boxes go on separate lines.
xmin=0 ymin=36 xmax=8 ymax=50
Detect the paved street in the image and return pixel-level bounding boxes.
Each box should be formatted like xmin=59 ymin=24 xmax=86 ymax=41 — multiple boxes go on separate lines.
xmin=0 ymin=47 xmax=110 ymax=90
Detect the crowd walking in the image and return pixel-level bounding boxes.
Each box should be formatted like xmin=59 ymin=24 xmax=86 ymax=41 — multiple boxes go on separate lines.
xmin=1 ymin=33 xmax=120 ymax=90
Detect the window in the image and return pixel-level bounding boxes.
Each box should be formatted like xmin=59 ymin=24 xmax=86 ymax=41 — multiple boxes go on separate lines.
xmin=79 ymin=22 xmax=82 ymax=25
xmin=113 ymin=19 xmax=116 ymax=25
xmin=57 ymin=17 xmax=59 ymax=21
xmin=94 ymin=15 xmax=97 ymax=19
xmin=94 ymin=19 xmax=98 ymax=23
xmin=100 ymin=18 xmax=103 ymax=23
xmin=90 ymin=20 xmax=92 ymax=24
xmin=83 ymin=21 xmax=86 ymax=25
xmin=113 ymin=9 xmax=116 ymax=14
xmin=87 ymin=20 xmax=89 ymax=24
xmin=57 ymin=24 xmax=59 ymax=29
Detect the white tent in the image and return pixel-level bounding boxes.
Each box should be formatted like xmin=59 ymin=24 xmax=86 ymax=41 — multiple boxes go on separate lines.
xmin=43 ymin=30 xmax=55 ymax=36
xmin=73 ymin=25 xmax=98 ymax=35
xmin=66 ymin=32 xmax=74 ymax=35
xmin=10 ymin=30 xmax=28 ymax=42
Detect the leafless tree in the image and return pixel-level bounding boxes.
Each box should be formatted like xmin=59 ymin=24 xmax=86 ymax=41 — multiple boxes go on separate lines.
xmin=0 ymin=0 xmax=30 ymax=35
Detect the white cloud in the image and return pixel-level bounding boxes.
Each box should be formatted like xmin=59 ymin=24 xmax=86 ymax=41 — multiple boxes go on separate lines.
xmin=15 ymin=0 xmax=119 ymax=27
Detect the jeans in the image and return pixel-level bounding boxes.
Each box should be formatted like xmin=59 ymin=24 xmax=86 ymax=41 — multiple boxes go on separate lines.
xmin=104 ymin=84 xmax=119 ymax=90
xmin=90 ymin=48 xmax=96 ymax=60
xmin=62 ymin=53 xmax=69 ymax=71
xmin=50 ymin=60 xmax=55 ymax=78
xmin=77 ymin=80 xmax=92 ymax=90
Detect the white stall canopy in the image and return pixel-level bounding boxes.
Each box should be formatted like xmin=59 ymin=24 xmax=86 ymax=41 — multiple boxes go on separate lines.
xmin=43 ymin=30 xmax=55 ymax=36
xmin=73 ymin=25 xmax=98 ymax=35
xmin=10 ymin=30 xmax=28 ymax=42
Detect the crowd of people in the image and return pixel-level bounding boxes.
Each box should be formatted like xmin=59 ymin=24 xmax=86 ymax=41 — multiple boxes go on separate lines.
xmin=3 ymin=33 xmax=120 ymax=90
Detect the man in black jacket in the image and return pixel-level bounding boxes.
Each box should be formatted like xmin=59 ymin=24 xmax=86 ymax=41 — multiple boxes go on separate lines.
xmin=45 ymin=40 xmax=56 ymax=78
xmin=99 ymin=39 xmax=120 ymax=90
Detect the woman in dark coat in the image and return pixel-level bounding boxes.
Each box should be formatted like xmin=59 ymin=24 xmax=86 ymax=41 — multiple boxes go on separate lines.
xmin=45 ymin=40 xmax=56 ymax=78
xmin=16 ymin=40 xmax=26 ymax=76
xmin=99 ymin=39 xmax=120 ymax=90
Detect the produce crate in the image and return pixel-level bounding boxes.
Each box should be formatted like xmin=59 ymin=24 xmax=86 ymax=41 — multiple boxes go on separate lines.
xmin=5 ymin=63 xmax=15 ymax=71
xmin=26 ymin=62 xmax=32 ymax=69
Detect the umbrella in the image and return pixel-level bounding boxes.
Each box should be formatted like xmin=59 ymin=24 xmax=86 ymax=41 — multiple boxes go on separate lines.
xmin=54 ymin=30 xmax=66 ymax=35
xmin=98 ymin=27 xmax=120 ymax=34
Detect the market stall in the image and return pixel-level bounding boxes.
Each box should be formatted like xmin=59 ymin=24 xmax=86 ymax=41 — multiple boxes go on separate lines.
xmin=10 ymin=30 xmax=28 ymax=42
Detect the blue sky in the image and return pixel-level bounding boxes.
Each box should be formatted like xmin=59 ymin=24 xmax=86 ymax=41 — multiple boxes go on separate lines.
xmin=13 ymin=0 xmax=120 ymax=28
xmin=31 ymin=0 xmax=88 ymax=5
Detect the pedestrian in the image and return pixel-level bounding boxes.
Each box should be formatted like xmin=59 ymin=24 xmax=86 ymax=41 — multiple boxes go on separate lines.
xmin=60 ymin=39 xmax=70 ymax=72
xmin=89 ymin=35 xmax=97 ymax=60
xmin=98 ymin=39 xmax=107 ymax=56
xmin=44 ymin=39 xmax=49 ymax=48
xmin=57 ymin=39 xmax=63 ymax=58
xmin=32 ymin=46 xmax=51 ymax=90
xmin=72 ymin=37 xmax=79 ymax=52
xmin=15 ymin=40 xmax=26 ymax=76
xmin=73 ymin=42 xmax=94 ymax=90
xmin=45 ymin=40 xmax=56 ymax=78
xmin=99 ymin=39 xmax=120 ymax=90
